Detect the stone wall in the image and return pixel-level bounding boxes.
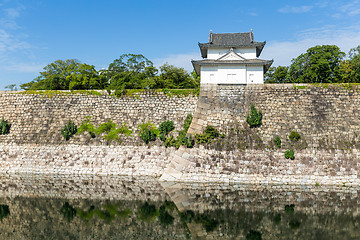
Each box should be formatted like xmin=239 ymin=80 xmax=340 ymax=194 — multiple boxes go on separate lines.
xmin=0 ymin=90 xmax=197 ymax=145
xmin=161 ymin=84 xmax=360 ymax=184
xmin=1 ymin=84 xmax=360 ymax=185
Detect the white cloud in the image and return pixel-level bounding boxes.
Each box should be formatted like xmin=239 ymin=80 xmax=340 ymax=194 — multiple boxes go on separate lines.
xmin=153 ymin=52 xmax=199 ymax=72
xmin=261 ymin=26 xmax=360 ymax=66
xmin=4 ymin=62 xmax=44 ymax=73
xmin=339 ymin=0 xmax=360 ymax=16
xmin=0 ymin=29 xmax=30 ymax=53
xmin=278 ymin=5 xmax=313 ymax=13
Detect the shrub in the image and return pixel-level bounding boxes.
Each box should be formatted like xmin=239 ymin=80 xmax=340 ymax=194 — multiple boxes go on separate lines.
xmin=96 ymin=120 xmax=117 ymax=134
xmin=77 ymin=116 xmax=96 ymax=138
xmin=289 ymin=131 xmax=301 ymax=142
xmin=61 ymin=120 xmax=77 ymax=140
xmin=102 ymin=123 xmax=133 ymax=144
xmin=159 ymin=120 xmax=175 ymax=141
xmin=274 ymin=135 xmax=281 ymax=148
xmin=195 ymin=125 xmax=219 ymax=144
xmin=183 ymin=114 xmax=193 ymax=131
xmin=60 ymin=202 xmax=76 ymax=222
xmin=0 ymin=118 xmax=11 ymax=135
xmin=246 ymin=104 xmax=262 ymax=128
xmin=138 ymin=121 xmax=159 ymax=144
xmin=285 ymin=148 xmax=295 ymax=160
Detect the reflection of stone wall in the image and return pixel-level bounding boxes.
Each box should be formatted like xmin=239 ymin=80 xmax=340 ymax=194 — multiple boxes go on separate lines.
xmin=1 ymin=176 xmax=360 ymax=239
xmin=0 ymin=197 xmax=188 ymax=240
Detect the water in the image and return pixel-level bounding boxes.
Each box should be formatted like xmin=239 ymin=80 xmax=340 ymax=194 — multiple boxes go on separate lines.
xmin=0 ymin=174 xmax=359 ymax=239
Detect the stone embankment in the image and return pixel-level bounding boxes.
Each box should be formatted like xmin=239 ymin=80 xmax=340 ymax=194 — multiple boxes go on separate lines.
xmin=0 ymin=84 xmax=360 ymax=185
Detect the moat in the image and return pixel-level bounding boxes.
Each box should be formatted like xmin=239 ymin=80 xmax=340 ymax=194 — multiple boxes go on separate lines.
xmin=0 ymin=173 xmax=359 ymax=239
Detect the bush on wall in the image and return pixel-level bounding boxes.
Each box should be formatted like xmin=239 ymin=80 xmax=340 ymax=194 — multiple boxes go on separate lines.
xmin=285 ymin=148 xmax=295 ymax=160
xmin=246 ymin=104 xmax=262 ymax=128
xmin=61 ymin=120 xmax=77 ymax=140
xmin=289 ymin=131 xmax=301 ymax=142
xmin=159 ymin=120 xmax=175 ymax=141
xmin=0 ymin=118 xmax=11 ymax=135
xmin=195 ymin=125 xmax=220 ymax=144
xmin=138 ymin=121 xmax=159 ymax=144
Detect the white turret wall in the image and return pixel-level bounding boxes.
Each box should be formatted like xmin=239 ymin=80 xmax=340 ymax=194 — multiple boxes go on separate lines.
xmin=200 ymin=65 xmax=263 ymax=84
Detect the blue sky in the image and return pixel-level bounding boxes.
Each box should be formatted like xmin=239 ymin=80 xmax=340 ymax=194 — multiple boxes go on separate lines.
xmin=1 ymin=0 xmax=360 ymax=89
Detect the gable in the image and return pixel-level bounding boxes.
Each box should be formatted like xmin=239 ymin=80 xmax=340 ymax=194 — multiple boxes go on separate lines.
xmin=217 ymin=49 xmax=245 ymax=61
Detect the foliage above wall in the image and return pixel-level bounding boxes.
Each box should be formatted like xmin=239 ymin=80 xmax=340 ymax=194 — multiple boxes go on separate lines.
xmin=19 ymin=54 xmax=200 ymax=91
xmin=265 ymin=44 xmax=360 ymax=83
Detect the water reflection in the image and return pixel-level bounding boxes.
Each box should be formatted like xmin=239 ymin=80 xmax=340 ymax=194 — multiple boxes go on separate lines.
xmin=0 ymin=174 xmax=360 ymax=239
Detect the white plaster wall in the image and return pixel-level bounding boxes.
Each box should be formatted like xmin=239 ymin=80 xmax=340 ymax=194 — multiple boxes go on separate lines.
xmin=201 ymin=65 xmax=247 ymax=84
xmin=247 ymin=66 xmax=264 ymax=84
xmin=207 ymin=49 xmax=228 ymax=59
xmin=207 ymin=48 xmax=257 ymax=60
xmin=234 ymin=48 xmax=257 ymax=59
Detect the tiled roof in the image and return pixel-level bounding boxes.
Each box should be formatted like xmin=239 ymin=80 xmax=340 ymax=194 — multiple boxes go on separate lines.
xmin=198 ymin=31 xmax=266 ymax=58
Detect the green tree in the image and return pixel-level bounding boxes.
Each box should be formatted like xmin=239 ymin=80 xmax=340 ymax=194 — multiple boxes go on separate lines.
xmin=153 ymin=63 xmax=199 ymax=89
xmin=105 ymin=54 xmax=158 ymax=90
xmin=20 ymin=59 xmax=107 ymax=90
xmin=287 ymin=45 xmax=345 ymax=83
xmin=264 ymin=66 xmax=289 ymax=83
xmin=347 ymin=45 xmax=360 ymax=82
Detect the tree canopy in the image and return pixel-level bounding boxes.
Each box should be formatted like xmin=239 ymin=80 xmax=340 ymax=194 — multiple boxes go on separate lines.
xmin=21 ymin=54 xmax=199 ymax=90
xmin=265 ymin=44 xmax=360 ymax=84
xmin=20 ymin=59 xmax=108 ymax=90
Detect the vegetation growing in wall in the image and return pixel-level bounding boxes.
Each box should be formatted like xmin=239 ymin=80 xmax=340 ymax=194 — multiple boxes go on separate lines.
xmin=0 ymin=118 xmax=11 ymax=135
xmin=285 ymin=148 xmax=295 ymax=160
xmin=61 ymin=120 xmax=77 ymax=140
xmin=16 ymin=90 xmax=104 ymax=98
xmin=159 ymin=120 xmax=175 ymax=142
xmin=162 ymin=114 xmax=195 ymax=149
xmin=246 ymin=104 xmax=262 ymax=128
xmin=76 ymin=117 xmax=132 ymax=144
xmin=138 ymin=121 xmax=159 ymax=144
xmin=97 ymin=120 xmax=133 ymax=144
xmin=274 ymin=135 xmax=281 ymax=148
xmin=195 ymin=125 xmax=221 ymax=144
xmin=77 ymin=116 xmax=97 ymax=138
xmin=289 ymin=131 xmax=301 ymax=142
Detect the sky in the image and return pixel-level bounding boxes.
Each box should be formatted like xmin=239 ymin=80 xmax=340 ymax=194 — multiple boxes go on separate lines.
xmin=0 ymin=0 xmax=360 ymax=90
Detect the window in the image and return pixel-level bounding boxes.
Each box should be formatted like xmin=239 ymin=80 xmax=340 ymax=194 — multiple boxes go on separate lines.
xmin=249 ymin=74 xmax=254 ymax=83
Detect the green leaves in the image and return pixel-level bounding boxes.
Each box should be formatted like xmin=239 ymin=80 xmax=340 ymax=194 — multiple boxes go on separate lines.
xmin=288 ymin=45 xmax=345 ymax=83
xmin=285 ymin=148 xmax=295 ymax=160
xmin=61 ymin=120 xmax=77 ymax=141
xmin=246 ymin=104 xmax=262 ymax=128
xmin=138 ymin=121 xmax=159 ymax=144
xmin=21 ymin=59 xmax=108 ymax=90
xmin=76 ymin=116 xmax=133 ymax=144
xmin=0 ymin=118 xmax=11 ymax=135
